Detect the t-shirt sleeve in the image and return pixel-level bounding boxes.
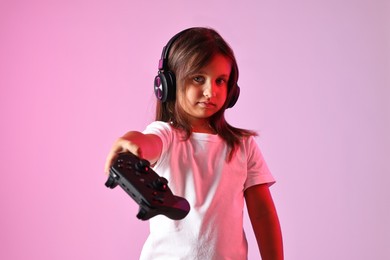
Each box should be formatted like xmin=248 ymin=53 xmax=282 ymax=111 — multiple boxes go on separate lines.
xmin=244 ymin=136 xmax=275 ymax=190
xmin=142 ymin=121 xmax=173 ymax=167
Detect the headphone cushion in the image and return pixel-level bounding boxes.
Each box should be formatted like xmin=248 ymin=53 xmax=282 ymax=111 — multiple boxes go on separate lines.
xmin=154 ymin=71 xmax=176 ymax=102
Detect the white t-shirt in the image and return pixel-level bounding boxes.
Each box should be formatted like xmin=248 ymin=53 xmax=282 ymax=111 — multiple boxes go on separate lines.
xmin=140 ymin=121 xmax=275 ymax=260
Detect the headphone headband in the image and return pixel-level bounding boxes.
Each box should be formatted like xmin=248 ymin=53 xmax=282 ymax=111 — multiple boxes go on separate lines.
xmin=158 ymin=28 xmax=192 ymax=71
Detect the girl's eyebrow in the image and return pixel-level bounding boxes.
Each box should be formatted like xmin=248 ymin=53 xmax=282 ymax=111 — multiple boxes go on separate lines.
xmin=192 ymin=71 xmax=229 ymax=78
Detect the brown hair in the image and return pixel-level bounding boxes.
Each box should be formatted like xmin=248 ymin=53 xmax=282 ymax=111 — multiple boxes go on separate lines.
xmin=155 ymin=27 xmax=257 ymax=160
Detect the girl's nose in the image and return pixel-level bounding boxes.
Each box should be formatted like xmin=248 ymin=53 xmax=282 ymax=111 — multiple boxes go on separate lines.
xmin=203 ymin=82 xmax=215 ymax=98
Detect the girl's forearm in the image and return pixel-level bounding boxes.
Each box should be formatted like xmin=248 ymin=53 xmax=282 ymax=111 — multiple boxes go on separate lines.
xmin=251 ymin=208 xmax=284 ymax=260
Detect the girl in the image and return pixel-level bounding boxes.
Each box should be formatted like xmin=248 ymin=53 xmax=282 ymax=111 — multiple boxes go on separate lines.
xmin=105 ymin=27 xmax=283 ymax=260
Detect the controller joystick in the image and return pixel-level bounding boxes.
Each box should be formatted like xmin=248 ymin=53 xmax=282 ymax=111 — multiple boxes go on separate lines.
xmin=135 ymin=159 xmax=150 ymax=173
xmin=150 ymin=177 xmax=167 ymax=191
xmin=105 ymin=152 xmax=190 ymax=220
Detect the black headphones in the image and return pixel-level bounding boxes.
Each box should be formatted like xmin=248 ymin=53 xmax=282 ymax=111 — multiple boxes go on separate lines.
xmin=153 ymin=28 xmax=240 ymax=108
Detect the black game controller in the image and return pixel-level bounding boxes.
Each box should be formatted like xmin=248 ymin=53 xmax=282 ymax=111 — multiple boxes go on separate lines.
xmin=105 ymin=152 xmax=190 ymax=220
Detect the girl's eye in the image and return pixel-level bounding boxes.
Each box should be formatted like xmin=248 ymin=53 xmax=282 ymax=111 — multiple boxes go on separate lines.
xmin=216 ymin=78 xmax=227 ymax=86
xmin=193 ymin=76 xmax=205 ymax=84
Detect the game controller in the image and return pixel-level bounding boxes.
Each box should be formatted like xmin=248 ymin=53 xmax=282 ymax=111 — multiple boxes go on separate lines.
xmin=105 ymin=152 xmax=190 ymax=220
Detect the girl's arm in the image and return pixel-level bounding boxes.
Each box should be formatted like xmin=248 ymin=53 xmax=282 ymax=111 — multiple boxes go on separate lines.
xmin=104 ymin=131 xmax=162 ymax=174
xmin=245 ymin=184 xmax=284 ymax=260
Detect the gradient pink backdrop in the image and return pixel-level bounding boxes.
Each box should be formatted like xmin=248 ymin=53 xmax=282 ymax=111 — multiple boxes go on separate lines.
xmin=1 ymin=0 xmax=389 ymax=259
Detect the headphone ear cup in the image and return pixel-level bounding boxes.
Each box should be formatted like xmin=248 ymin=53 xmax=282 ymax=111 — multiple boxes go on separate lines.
xmin=227 ymin=85 xmax=240 ymax=108
xmin=154 ymin=71 xmax=176 ymax=102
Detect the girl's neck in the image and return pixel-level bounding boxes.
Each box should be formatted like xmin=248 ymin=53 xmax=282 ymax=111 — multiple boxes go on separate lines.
xmin=190 ymin=120 xmax=216 ymax=134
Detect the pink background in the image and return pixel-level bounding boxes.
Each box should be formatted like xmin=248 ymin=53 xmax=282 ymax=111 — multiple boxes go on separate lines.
xmin=1 ymin=0 xmax=389 ymax=259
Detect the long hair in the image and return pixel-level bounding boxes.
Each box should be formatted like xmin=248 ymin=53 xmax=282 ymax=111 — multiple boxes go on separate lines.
xmin=155 ymin=27 xmax=257 ymax=160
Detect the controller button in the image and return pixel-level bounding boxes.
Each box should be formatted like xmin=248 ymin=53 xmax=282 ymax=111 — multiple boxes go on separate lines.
xmin=153 ymin=196 xmax=165 ymax=204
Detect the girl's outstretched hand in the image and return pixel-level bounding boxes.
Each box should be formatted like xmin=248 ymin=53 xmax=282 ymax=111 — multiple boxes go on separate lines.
xmin=104 ymin=137 xmax=141 ymax=174
xmin=104 ymin=131 xmax=162 ymax=174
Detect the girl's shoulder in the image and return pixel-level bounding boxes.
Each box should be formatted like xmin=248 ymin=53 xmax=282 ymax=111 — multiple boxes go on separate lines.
xmin=145 ymin=121 xmax=171 ymax=131
xmin=143 ymin=121 xmax=185 ymax=140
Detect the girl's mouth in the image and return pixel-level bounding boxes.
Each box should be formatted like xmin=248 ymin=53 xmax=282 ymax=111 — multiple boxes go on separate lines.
xmin=197 ymin=102 xmax=215 ymax=108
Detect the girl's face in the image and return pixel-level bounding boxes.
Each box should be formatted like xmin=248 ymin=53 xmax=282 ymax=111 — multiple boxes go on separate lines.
xmin=177 ymin=54 xmax=230 ymax=129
